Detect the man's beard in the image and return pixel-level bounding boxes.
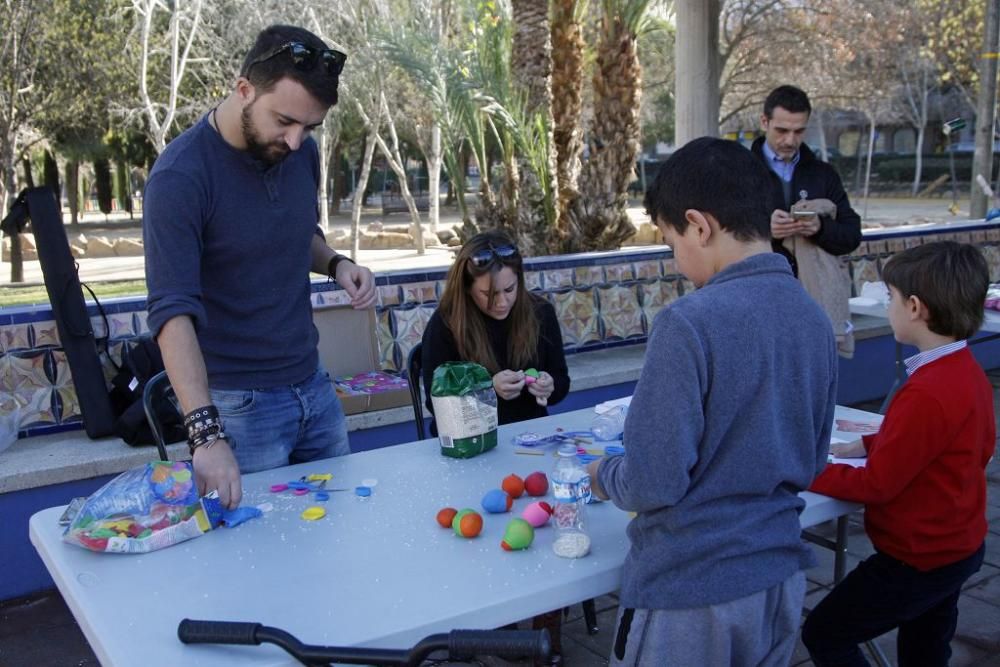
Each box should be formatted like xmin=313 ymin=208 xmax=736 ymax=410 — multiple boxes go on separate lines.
xmin=241 ymin=103 xmax=290 ymax=166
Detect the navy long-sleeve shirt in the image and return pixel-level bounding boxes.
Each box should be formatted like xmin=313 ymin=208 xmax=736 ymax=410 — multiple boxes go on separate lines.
xmin=143 ymin=114 xmax=322 ymax=389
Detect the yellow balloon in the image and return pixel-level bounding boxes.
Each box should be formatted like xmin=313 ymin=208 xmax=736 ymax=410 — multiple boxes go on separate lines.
xmin=301 ymin=506 xmax=326 ymax=521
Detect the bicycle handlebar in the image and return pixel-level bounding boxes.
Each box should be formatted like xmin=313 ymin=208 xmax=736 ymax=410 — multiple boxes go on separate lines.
xmin=178 ymin=619 xmax=551 ymax=666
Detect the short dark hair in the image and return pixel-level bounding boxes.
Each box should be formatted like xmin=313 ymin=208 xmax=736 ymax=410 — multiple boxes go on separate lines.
xmin=763 ymin=85 xmax=812 ymax=118
xmin=881 ymin=241 xmax=989 ymax=340
xmin=240 ymin=25 xmax=340 ymax=107
xmin=643 ymin=137 xmax=772 ymax=242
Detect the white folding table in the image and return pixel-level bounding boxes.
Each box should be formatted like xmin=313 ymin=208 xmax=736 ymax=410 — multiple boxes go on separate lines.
xmin=30 ymin=405 xmax=871 ymax=666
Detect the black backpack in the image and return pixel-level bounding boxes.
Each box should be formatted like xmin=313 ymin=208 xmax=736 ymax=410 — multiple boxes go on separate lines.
xmin=107 ymin=336 xmax=185 ymax=447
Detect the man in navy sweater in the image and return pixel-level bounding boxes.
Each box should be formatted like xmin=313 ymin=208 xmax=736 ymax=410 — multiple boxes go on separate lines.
xmin=144 ymin=25 xmax=376 ymax=509
xmin=588 ymin=138 xmax=837 ymax=666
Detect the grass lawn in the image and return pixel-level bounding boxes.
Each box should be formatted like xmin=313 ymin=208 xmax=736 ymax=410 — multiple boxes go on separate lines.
xmin=0 ymin=280 xmax=147 ymax=308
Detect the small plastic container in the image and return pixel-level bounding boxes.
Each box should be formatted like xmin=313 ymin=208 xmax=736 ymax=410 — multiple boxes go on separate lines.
xmin=591 ymin=405 xmax=627 ymax=441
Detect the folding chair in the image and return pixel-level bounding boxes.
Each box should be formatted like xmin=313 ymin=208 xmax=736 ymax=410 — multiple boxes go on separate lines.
xmin=142 ymin=370 xmax=181 ymax=461
xmin=406 ymin=343 xmax=427 ymax=440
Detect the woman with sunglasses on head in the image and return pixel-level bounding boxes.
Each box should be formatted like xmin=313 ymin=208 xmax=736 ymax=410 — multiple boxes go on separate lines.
xmin=421 ymin=230 xmax=570 ymax=431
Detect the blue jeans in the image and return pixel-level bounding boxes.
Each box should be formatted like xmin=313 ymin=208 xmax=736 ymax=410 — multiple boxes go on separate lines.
xmin=209 ymin=368 xmax=350 ymax=474
xmin=802 ymin=543 xmax=985 ymax=667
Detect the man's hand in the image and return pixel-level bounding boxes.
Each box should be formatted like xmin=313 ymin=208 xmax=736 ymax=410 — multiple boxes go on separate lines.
xmin=526 ymin=370 xmax=554 ymax=406
xmin=335 ymin=262 xmax=377 ymax=310
xmin=493 ymin=369 xmax=526 ymax=401
xmin=586 ymin=459 xmax=609 ymax=500
xmin=771 ymin=209 xmax=798 ymax=239
xmin=830 ymin=438 xmax=866 ymax=459
xmin=192 ymin=438 xmax=242 ymax=509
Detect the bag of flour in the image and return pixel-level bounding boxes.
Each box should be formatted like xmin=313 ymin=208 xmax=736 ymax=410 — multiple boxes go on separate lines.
xmin=430 ymin=362 xmax=498 ymax=458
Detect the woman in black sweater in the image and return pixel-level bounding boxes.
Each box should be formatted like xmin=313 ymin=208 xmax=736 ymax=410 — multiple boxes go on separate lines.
xmin=421 ymin=230 xmax=570 ymax=431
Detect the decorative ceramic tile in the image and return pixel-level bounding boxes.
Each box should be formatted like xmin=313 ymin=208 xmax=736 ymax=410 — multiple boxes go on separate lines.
xmin=604 ymin=263 xmax=636 ymax=284
xmin=886 ymin=238 xmax=906 ymax=253
xmin=377 ymin=284 xmax=402 ymax=307
xmin=573 ymin=265 xmax=604 ymax=287
xmin=550 ymin=289 xmax=600 ymax=347
xmin=597 ymin=285 xmax=643 ymax=340
xmin=391 ymin=306 xmax=434 ymax=369
xmin=987 ymin=228 xmax=1000 ymax=242
xmin=955 ymin=232 xmax=974 ymax=244
xmin=0 ymin=323 xmax=32 ymax=352
xmin=641 ymin=280 xmax=681 ymax=327
xmin=632 ymin=260 xmax=662 ymax=280
xmin=903 ymin=235 xmax=923 ymax=249
xmin=2 ymin=350 xmax=52 ymax=393
xmin=435 ymin=280 xmax=448 ymax=297
xmin=980 ymin=245 xmax=1000 ymax=282
xmin=662 ymin=257 xmax=680 ymax=278
xmin=31 ymin=320 xmax=60 ymax=348
xmin=50 ymin=350 xmax=80 ymax=423
xmin=542 ymin=268 xmax=573 ymax=289
xmin=401 ymin=281 xmax=437 ymax=305
xmin=524 ymin=271 xmax=543 ymax=292
xmin=865 ymin=240 xmax=886 ymax=256
xmin=134 ymin=311 xmax=151 ymax=335
xmin=55 ymin=384 xmax=82 ymax=423
xmin=324 ymin=290 xmax=354 ymax=307
xmin=14 ymin=386 xmax=56 ymax=427
xmin=973 ymin=230 xmax=987 ymax=244
xmin=107 ymin=312 xmax=136 ymax=339
xmin=851 ymin=257 xmax=881 ymax=294
xmin=377 ymin=308 xmax=398 ymax=370
xmin=90 ymin=314 xmax=108 ymax=339
xmin=679 ymin=278 xmax=697 ymax=296
xmin=106 ymin=340 xmax=126 ymax=369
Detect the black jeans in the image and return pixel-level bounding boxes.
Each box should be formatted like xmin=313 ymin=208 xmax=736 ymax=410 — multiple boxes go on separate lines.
xmin=802 ymin=542 xmax=985 ymax=667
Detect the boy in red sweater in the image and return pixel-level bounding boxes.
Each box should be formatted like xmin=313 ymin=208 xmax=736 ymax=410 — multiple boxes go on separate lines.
xmin=802 ymin=241 xmax=995 ymax=666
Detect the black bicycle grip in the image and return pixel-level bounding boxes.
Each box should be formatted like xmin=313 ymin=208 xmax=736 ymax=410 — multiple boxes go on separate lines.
xmin=448 ymin=629 xmax=551 ymax=661
xmin=178 ymin=619 xmax=263 ymax=645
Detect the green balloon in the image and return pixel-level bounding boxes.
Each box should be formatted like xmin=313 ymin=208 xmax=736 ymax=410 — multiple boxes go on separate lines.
xmin=501 ymin=518 xmax=534 ymax=550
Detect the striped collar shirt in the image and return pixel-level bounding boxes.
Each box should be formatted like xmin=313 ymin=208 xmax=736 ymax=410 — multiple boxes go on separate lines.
xmin=904 ymin=340 xmax=967 ymax=376
xmin=762 ymin=140 xmax=800 ymax=183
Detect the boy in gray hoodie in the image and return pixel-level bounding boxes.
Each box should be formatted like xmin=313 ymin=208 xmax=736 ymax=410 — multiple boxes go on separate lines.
xmin=588 ymin=137 xmax=837 ymax=666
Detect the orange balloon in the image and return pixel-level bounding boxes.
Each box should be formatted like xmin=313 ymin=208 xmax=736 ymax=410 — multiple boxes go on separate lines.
xmin=436 ymin=507 xmax=458 ymax=528
xmin=452 ymin=509 xmax=483 ymax=538
xmin=501 ymin=474 xmax=525 ymax=499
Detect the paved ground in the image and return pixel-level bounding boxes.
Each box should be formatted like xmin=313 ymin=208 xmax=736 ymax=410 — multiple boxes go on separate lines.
xmin=3 ymin=379 xmax=999 ymax=666
xmin=0 ymin=195 xmax=980 ymax=287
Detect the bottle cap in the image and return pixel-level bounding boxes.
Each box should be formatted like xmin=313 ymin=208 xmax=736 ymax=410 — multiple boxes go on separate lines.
xmin=557 ymin=443 xmax=577 ymax=457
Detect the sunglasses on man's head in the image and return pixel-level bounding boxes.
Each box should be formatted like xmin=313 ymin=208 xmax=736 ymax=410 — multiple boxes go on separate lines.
xmin=470 ymin=244 xmax=519 ymax=268
xmin=248 ymin=41 xmax=347 ymax=77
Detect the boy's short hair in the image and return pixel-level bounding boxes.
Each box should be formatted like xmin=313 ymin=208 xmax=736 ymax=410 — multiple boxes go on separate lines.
xmin=881 ymin=241 xmax=989 ymax=340
xmin=240 ymin=25 xmax=341 ymax=107
xmin=643 ymin=137 xmax=772 ymax=242
xmin=763 ymin=85 xmax=812 ymax=118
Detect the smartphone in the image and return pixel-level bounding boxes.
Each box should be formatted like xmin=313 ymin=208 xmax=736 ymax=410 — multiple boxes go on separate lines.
xmin=792 ymin=210 xmax=817 ymax=220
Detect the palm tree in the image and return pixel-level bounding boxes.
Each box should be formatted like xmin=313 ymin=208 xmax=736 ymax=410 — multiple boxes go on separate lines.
xmin=550 ymin=0 xmax=586 ymax=236
xmin=566 ymin=0 xmax=652 ymax=252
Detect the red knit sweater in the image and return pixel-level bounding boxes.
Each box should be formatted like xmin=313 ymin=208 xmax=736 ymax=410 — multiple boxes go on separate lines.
xmin=811 ymin=348 xmax=995 ymax=571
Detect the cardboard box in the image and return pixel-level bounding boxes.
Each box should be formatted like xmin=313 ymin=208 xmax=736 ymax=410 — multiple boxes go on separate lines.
xmin=314 ymin=305 xmax=411 ymax=415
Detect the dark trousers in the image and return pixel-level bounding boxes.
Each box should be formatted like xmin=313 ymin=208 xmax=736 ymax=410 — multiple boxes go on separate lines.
xmin=802 ymin=543 xmax=985 ymax=667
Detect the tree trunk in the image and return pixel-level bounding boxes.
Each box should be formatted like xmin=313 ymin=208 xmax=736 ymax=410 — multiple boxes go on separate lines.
xmin=66 ymin=160 xmax=80 ymax=228
xmin=318 ymin=126 xmax=331 ymax=232
xmin=551 ymin=0 xmax=584 ymax=237
xmin=567 ymin=4 xmax=643 ymax=252
xmin=21 ymin=156 xmax=35 ymax=188
xmin=862 ymin=109 xmax=877 ymax=221
xmin=351 ymin=130 xmax=378 ymax=261
xmin=427 ymin=124 xmax=442 ymax=234
xmin=912 ymin=124 xmax=926 ymax=196
xmin=332 ymin=139 xmax=345 ymax=215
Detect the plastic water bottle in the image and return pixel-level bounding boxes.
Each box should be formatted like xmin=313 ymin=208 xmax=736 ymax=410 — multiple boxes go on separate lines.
xmin=591 ymin=405 xmax=627 ymax=441
xmin=550 ymin=444 xmax=592 ymax=558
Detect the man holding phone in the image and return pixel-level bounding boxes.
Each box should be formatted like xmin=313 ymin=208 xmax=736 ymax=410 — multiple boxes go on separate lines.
xmin=751 ymin=85 xmax=862 ymax=356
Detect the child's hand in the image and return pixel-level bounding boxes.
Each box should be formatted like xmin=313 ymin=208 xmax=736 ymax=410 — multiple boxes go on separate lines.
xmin=586 ymin=458 xmax=610 ymax=500
xmin=493 ymin=369 xmax=525 ymax=401
xmin=830 ymin=439 xmax=866 ymax=459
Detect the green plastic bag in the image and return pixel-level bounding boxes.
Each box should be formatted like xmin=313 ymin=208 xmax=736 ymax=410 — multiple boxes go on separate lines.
xmin=430 ymin=362 xmax=498 ymax=458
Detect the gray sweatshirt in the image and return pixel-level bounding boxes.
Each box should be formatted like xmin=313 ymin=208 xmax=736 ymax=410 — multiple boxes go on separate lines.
xmin=598 ymin=252 xmax=837 ymax=609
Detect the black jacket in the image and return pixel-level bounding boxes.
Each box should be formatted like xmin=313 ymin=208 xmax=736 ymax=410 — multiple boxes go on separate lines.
xmin=750 ymin=137 xmax=862 ymax=273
